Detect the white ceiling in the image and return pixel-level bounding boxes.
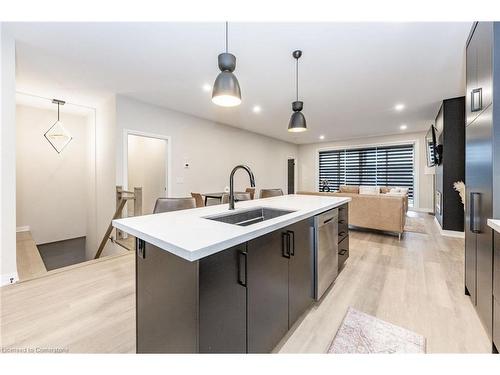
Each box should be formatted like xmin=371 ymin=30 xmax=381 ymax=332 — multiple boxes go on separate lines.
xmin=6 ymin=22 xmax=471 ymax=144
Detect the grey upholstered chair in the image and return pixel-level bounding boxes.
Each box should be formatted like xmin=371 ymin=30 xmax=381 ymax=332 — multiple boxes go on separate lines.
xmin=190 ymin=193 xmax=205 ymax=208
xmin=245 ymin=187 xmax=256 ymax=200
xmin=153 ymin=197 xmax=196 ymax=214
xmin=221 ymin=192 xmax=251 ymax=204
xmin=259 ymin=189 xmax=284 ymax=199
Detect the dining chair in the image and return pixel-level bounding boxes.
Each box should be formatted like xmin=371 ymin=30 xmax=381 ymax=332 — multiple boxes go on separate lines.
xmin=191 ymin=193 xmax=205 ymax=208
xmin=259 ymin=189 xmax=284 ymax=199
xmin=221 ymin=192 xmax=251 ymax=204
xmin=245 ymin=187 xmax=256 ymax=200
xmin=153 ymin=197 xmax=196 ymax=214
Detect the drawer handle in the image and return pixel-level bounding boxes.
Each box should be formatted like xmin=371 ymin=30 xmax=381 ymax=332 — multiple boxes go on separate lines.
xmin=339 ymin=220 xmax=345 ymax=224
xmin=339 ymin=249 xmax=347 ymax=256
xmin=339 ymin=231 xmax=346 ymax=237
xmin=323 ymin=217 xmax=334 ymax=225
xmin=471 ymin=88 xmax=482 ymax=112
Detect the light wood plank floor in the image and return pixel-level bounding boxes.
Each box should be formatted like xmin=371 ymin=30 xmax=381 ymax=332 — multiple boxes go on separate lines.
xmin=0 ymin=213 xmax=491 ymax=353
xmin=16 ymin=231 xmax=47 ymax=281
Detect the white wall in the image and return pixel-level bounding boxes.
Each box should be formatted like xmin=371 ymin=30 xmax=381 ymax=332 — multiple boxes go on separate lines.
xmin=127 ymin=134 xmax=167 ymax=215
xmin=92 ymin=96 xmax=121 ymax=259
xmin=1 ymin=25 xmax=17 ymax=285
xmin=115 ymin=95 xmax=299 ymax=198
xmin=297 ymin=131 xmax=434 ymax=211
xmin=16 ymin=105 xmax=89 ymax=244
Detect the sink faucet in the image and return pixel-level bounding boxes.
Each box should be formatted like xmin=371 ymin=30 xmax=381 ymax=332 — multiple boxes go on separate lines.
xmin=229 ymin=165 xmax=256 ymax=210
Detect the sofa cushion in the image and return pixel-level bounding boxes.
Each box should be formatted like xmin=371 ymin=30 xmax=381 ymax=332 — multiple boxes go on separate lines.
xmin=297 ymin=191 xmax=406 ymax=234
xmin=359 ymin=185 xmax=380 ymax=195
xmin=340 ymin=185 xmax=359 ymax=193
xmin=389 ymin=187 xmax=409 ymax=195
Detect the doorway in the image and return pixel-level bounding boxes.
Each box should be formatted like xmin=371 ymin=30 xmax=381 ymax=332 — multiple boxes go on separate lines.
xmin=125 ymin=132 xmax=170 ymax=215
xmin=287 ymin=158 xmax=296 ymax=194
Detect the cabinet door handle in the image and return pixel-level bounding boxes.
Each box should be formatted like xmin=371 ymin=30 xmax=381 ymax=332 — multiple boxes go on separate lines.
xmin=470 ymin=192 xmax=481 ymax=233
xmin=339 ymin=249 xmax=347 ymax=256
xmin=237 ymin=251 xmax=247 ymax=287
xmin=137 ymin=238 xmax=146 ymax=259
xmin=287 ymin=230 xmax=295 ymax=256
xmin=338 ymin=220 xmax=345 ymax=224
xmin=282 ymin=232 xmax=290 ymax=258
xmin=471 ymin=88 xmax=483 ymax=112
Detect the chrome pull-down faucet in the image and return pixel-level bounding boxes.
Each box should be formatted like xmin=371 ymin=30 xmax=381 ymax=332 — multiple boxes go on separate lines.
xmin=229 ymin=165 xmax=255 ymax=210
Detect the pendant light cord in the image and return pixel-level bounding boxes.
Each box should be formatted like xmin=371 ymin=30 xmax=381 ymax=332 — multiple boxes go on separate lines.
xmin=296 ymin=57 xmax=299 ymax=101
xmin=225 ymin=21 xmax=228 ymax=53
xmin=57 ymin=103 xmax=60 ymax=121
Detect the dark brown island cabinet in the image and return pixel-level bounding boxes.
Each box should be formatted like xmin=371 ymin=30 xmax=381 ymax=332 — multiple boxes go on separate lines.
xmin=135 ymin=213 xmax=346 ymax=353
xmin=338 ymin=203 xmax=349 ymax=270
xmin=464 ymin=22 xmax=500 ymax=353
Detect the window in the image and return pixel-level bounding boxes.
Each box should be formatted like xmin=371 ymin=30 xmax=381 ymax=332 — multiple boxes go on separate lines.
xmin=318 ymin=143 xmax=415 ymax=204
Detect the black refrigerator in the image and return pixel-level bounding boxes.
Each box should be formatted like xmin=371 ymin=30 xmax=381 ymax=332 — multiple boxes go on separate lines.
xmin=464 ymin=22 xmax=500 ymax=351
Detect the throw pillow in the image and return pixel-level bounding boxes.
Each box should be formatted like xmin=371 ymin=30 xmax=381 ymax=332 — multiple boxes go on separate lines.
xmin=397 ymin=187 xmax=409 ymax=195
xmin=340 ymin=185 xmax=360 ymax=194
xmin=359 ymin=185 xmax=380 ymax=195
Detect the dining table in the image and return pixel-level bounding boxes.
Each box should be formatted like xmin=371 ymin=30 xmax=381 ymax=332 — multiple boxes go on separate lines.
xmin=201 ymin=192 xmax=247 ymax=206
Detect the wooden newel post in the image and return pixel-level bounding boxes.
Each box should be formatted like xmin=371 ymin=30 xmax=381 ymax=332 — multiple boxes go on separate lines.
xmin=134 ymin=187 xmax=142 ymax=217
xmin=116 ymin=186 xmax=125 ymax=240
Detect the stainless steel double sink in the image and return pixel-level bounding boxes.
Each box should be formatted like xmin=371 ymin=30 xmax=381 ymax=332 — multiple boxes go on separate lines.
xmin=204 ymin=207 xmax=295 ymax=227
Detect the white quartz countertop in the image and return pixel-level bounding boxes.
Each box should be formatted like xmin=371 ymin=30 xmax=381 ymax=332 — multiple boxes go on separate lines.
xmin=113 ymin=194 xmax=350 ymax=261
xmin=487 ymin=219 xmax=500 ymax=233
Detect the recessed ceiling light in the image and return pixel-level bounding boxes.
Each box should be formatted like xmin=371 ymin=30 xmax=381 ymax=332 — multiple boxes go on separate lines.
xmin=395 ymin=103 xmax=405 ymax=111
xmin=202 ymin=84 xmax=212 ymax=92
xmin=400 ymin=124 xmax=408 ymax=130
xmin=253 ymin=105 xmax=261 ymax=113
xmin=319 ymin=135 xmax=325 ymax=140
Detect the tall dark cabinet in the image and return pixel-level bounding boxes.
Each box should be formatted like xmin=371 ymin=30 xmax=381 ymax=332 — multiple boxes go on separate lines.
xmin=434 ymin=96 xmax=465 ymax=232
xmin=464 ymin=22 xmax=500 ymax=352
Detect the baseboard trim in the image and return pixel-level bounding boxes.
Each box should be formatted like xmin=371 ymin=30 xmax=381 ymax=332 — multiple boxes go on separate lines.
xmin=1 ymin=272 xmax=19 ymax=286
xmin=433 ymin=217 xmax=465 ymax=238
xmin=410 ymin=207 xmax=433 ymax=213
xmin=16 ymin=225 xmax=30 ymax=232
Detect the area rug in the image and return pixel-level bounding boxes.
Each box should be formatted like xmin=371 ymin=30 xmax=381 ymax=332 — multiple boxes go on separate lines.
xmin=404 ymin=216 xmax=427 ymax=234
xmin=328 ymin=307 xmax=426 ymax=353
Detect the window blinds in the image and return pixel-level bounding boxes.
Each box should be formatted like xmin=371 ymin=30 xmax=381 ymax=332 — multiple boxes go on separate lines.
xmin=318 ymin=144 xmax=414 ymax=202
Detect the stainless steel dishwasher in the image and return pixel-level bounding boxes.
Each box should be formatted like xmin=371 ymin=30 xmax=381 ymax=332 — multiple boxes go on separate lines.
xmin=313 ymin=208 xmax=339 ymax=300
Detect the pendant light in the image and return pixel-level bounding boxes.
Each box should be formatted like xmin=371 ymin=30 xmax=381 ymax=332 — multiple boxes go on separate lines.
xmin=288 ymin=50 xmax=307 ymax=132
xmin=44 ymin=99 xmax=72 ymax=153
xmin=212 ymin=22 xmax=242 ymax=107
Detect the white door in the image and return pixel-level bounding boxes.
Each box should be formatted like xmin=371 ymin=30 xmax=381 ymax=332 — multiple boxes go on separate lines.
xmin=127 ymin=134 xmax=168 ymax=215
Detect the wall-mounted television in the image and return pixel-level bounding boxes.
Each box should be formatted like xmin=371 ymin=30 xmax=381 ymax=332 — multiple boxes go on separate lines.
xmin=425 ymin=125 xmax=442 ymax=167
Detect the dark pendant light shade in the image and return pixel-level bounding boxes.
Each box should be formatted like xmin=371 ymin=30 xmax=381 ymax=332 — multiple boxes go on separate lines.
xmin=288 ymin=50 xmax=307 ymax=132
xmin=288 ymin=101 xmax=307 ymax=132
xmin=212 ymin=23 xmax=242 ymax=107
xmin=212 ymin=53 xmax=241 ymax=107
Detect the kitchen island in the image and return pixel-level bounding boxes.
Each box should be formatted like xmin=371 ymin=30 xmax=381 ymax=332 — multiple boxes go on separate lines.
xmin=113 ymin=194 xmax=350 ymax=353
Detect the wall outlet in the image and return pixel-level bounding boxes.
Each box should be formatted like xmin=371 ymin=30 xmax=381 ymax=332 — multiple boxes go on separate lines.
xmin=176 ymin=177 xmax=184 ymax=184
